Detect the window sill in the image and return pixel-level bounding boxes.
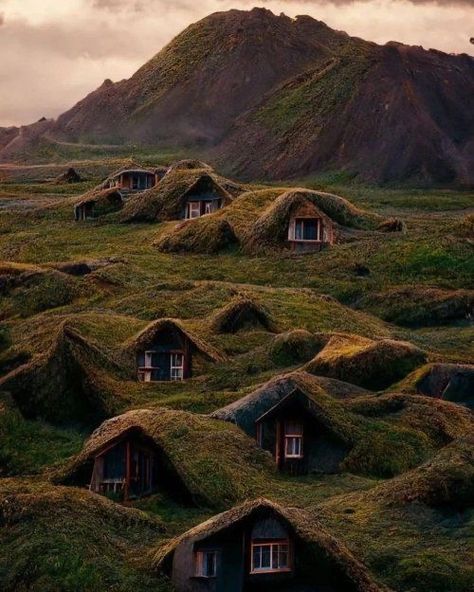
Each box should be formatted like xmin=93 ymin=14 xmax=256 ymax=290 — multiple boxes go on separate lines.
xmin=250 ymin=568 xmax=292 ymax=575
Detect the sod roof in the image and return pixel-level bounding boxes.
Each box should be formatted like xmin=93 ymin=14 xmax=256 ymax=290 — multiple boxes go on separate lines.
xmin=154 ymin=497 xmax=392 ymax=592
xmin=0 ymin=322 xmax=126 ymax=424
xmin=58 ymin=408 xmax=275 ymax=508
xmin=211 ymin=371 xmax=473 ymax=477
xmin=242 ymin=188 xmax=384 ymax=253
xmin=124 ymin=317 xmax=225 ymax=362
xmin=120 ymin=168 xmax=236 ymax=223
xmin=210 ymin=297 xmax=278 ymax=333
xmin=155 ymin=215 xmax=238 ymax=254
xmin=0 ymin=479 xmax=167 ymax=592
xmin=75 ymin=187 xmax=123 ymax=209
xmin=304 ymin=333 xmax=427 ymax=390
xmin=368 ymin=434 xmax=474 ymax=509
xmin=397 ymin=363 xmax=474 ymax=408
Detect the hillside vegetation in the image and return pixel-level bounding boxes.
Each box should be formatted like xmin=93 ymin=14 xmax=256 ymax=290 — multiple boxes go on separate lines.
xmin=0 ymin=156 xmax=472 ymax=592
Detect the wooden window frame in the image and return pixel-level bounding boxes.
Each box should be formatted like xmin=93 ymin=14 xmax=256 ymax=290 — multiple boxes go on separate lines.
xmin=250 ymin=539 xmax=291 ymax=574
xmin=194 ymin=549 xmax=217 ymax=578
xmin=289 ymin=217 xmax=322 ymax=242
xmin=186 ymin=201 xmax=201 ymax=219
xmin=284 ymin=421 xmax=304 ymax=459
xmin=170 ymin=352 xmax=184 ymax=381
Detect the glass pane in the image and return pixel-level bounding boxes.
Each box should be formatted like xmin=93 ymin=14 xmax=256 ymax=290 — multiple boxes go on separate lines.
xmin=261 ymin=546 xmax=271 ymax=568
xmin=295 ymin=220 xmax=303 ymax=240
xmin=279 ymin=545 xmax=289 ymax=568
xmin=272 ymin=545 xmax=279 ymax=569
xmin=205 ymin=552 xmax=216 ymax=576
xmin=303 ymin=219 xmax=317 ymax=240
xmin=253 ymin=546 xmax=261 ymax=569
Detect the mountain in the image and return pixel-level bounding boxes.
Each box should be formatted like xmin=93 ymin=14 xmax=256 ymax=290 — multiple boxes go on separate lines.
xmin=1 ymin=8 xmax=473 ymax=185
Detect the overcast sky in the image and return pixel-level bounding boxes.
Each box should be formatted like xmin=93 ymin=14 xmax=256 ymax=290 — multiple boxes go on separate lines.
xmin=0 ymin=0 xmax=472 ymax=127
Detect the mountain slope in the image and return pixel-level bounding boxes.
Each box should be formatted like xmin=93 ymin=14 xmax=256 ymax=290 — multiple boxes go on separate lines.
xmin=1 ymin=8 xmax=473 ymax=185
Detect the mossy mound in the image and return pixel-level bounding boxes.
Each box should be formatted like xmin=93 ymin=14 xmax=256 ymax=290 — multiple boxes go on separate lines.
xmin=120 ymin=168 xmax=238 ymax=223
xmin=53 ymin=167 xmax=82 ymax=184
xmin=212 ymin=371 xmax=470 ymax=478
xmin=305 ymin=334 xmax=427 ymax=390
xmin=268 ymin=329 xmax=326 ymax=366
xmin=167 ymin=159 xmax=212 ymax=171
xmin=155 ymin=216 xmax=238 ymax=254
xmin=59 ymin=408 xmax=275 ymax=508
xmin=242 ymin=188 xmax=385 ymax=254
xmin=346 ymin=392 xmax=473 ymax=448
xmin=211 ymin=297 xmax=277 ymax=333
xmin=370 ymin=435 xmax=474 ymax=509
xmin=0 ymin=479 xmax=169 ymax=592
xmin=397 ymin=363 xmax=474 ymax=408
xmin=0 ymin=262 xmax=83 ymax=318
xmin=0 ymin=322 xmax=127 ymax=425
xmin=358 ymin=286 xmax=474 ymax=326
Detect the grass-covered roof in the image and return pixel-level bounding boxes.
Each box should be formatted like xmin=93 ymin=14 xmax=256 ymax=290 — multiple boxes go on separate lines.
xmin=58 ymin=408 xmax=275 ymax=508
xmin=154 ymin=497 xmax=392 ymax=592
xmin=304 ymin=333 xmax=427 ymax=390
xmin=120 ymin=168 xmax=237 ymax=223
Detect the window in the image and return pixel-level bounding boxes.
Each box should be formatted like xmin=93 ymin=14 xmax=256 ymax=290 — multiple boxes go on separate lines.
xmin=204 ymin=201 xmax=214 ymax=215
xmin=291 ymin=218 xmax=320 ymax=242
xmin=284 ymin=421 xmax=303 ymax=459
xmin=251 ymin=541 xmax=290 ymax=573
xmin=195 ymin=550 xmax=217 ymax=578
xmin=170 ymin=353 xmax=184 ymax=381
xmin=187 ymin=202 xmax=201 ymax=219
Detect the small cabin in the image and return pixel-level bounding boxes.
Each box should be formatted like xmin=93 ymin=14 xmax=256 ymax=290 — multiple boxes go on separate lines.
xmin=137 ymin=328 xmax=191 ymax=382
xmin=157 ymin=499 xmax=374 ymax=592
xmin=67 ymin=423 xmax=194 ymax=503
xmin=287 ymin=201 xmax=334 ymax=253
xmin=74 ymin=189 xmax=123 ymax=221
xmin=212 ymin=382 xmax=348 ymax=475
xmin=164 ymin=507 xmax=297 ymax=591
xmin=255 ymin=389 xmax=347 ymax=475
xmin=89 ymin=432 xmax=159 ymax=500
xmin=182 ymin=175 xmax=231 ymax=220
xmin=104 ymin=168 xmax=158 ymax=193
xmin=132 ymin=319 xmax=222 ymax=383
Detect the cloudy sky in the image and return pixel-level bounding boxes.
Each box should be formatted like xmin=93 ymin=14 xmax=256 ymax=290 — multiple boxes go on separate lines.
xmin=0 ymin=0 xmax=472 ymax=127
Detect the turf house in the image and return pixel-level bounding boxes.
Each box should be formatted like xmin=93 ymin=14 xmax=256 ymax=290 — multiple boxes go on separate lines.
xmin=287 ymin=199 xmax=335 ymax=252
xmin=213 ymin=379 xmax=348 ymax=474
xmin=155 ymin=498 xmax=389 ymax=592
xmin=74 ymin=188 xmax=123 ymax=220
xmin=181 ymin=174 xmax=232 ymax=219
xmin=103 ymin=167 xmax=159 ymax=193
xmin=129 ymin=318 xmax=222 ymax=382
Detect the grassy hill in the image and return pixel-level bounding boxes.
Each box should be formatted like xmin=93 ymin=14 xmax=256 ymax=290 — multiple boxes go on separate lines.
xmin=0 ymin=157 xmax=472 ymax=591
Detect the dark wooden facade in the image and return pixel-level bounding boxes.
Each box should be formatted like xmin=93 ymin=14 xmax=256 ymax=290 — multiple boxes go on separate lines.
xmin=106 ymin=169 xmax=157 ymax=192
xmin=137 ymin=326 xmax=192 ymax=382
xmin=183 ymin=176 xmax=227 ymax=220
xmin=255 ymin=390 xmax=348 ymax=475
xmin=169 ymin=512 xmax=322 ymax=592
xmin=89 ymin=434 xmax=158 ymax=500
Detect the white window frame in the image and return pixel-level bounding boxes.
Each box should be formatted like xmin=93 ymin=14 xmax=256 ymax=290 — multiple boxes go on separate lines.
xmin=170 ymin=353 xmax=184 ymax=381
xmin=284 ymin=421 xmax=304 ymax=459
xmin=250 ymin=541 xmax=290 ymax=574
xmin=289 ymin=218 xmax=321 ymax=242
xmin=186 ymin=202 xmax=201 ymax=219
xmin=284 ymin=436 xmax=303 ymax=458
xmin=194 ymin=550 xmax=217 ymax=578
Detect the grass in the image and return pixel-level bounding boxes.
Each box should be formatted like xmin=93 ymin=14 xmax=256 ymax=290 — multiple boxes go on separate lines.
xmin=0 ymin=157 xmax=473 ymax=591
